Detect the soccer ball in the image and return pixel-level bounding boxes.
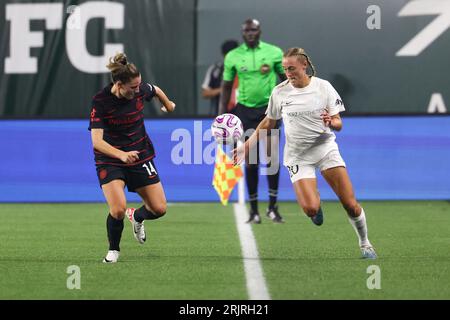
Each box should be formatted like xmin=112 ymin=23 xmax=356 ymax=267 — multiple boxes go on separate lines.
xmin=211 ymin=113 xmax=244 ymax=145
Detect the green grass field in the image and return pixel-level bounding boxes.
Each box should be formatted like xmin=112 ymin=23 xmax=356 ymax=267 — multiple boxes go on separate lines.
xmin=0 ymin=201 xmax=449 ymax=299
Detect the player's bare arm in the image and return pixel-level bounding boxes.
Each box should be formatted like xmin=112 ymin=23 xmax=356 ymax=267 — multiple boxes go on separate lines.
xmin=154 ymin=86 xmax=176 ymax=113
xmin=218 ymin=80 xmax=233 ymax=115
xmin=233 ymin=116 xmax=277 ymax=164
xmin=202 ymin=87 xmax=221 ymax=98
xmin=91 ymin=128 xmax=139 ymax=164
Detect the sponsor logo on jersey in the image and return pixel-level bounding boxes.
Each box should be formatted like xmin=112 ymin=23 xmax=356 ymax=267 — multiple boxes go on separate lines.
xmin=107 ymin=114 xmax=143 ymax=125
xmin=90 ymin=107 xmax=101 ymax=123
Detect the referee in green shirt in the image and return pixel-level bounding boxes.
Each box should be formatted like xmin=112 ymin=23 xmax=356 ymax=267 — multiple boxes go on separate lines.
xmin=219 ymin=18 xmax=286 ymax=224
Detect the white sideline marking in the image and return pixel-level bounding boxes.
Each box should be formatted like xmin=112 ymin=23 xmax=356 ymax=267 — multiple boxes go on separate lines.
xmin=233 ymin=203 xmax=271 ymax=300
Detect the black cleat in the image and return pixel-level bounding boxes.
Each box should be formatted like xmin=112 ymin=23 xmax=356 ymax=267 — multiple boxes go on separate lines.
xmin=266 ymin=206 xmax=284 ymax=223
xmin=246 ymin=212 xmax=261 ymax=224
xmin=311 ymin=207 xmax=324 ymax=226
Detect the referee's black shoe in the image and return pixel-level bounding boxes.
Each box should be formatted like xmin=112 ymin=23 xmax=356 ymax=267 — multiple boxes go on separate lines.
xmin=266 ymin=206 xmax=284 ymax=223
xmin=246 ymin=211 xmax=261 ymax=224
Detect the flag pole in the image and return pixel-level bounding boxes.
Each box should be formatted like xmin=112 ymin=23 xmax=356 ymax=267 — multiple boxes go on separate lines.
xmin=237 ymin=140 xmax=245 ymax=205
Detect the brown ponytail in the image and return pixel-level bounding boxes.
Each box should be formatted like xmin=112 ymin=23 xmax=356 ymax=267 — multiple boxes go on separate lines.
xmin=106 ymin=53 xmax=140 ymax=84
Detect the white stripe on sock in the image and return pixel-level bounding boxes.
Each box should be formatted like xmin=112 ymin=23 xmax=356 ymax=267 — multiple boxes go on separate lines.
xmin=233 ymin=203 xmax=271 ymax=300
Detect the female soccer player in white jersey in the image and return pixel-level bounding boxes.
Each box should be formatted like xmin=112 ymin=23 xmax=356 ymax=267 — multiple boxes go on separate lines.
xmin=234 ymin=47 xmax=377 ymax=259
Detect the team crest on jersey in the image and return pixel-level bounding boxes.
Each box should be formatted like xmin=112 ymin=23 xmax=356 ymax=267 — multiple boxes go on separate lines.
xmin=260 ymin=64 xmax=271 ymax=74
xmin=335 ymin=98 xmax=343 ymax=106
xmin=136 ymin=97 xmax=144 ymax=111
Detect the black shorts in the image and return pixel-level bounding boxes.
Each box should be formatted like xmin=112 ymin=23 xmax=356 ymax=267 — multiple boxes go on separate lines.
xmin=231 ymin=103 xmax=281 ymax=132
xmin=96 ymin=158 xmax=160 ymax=192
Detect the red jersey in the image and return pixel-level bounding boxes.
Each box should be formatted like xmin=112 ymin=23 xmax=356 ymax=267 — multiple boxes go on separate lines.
xmin=88 ymin=82 xmax=156 ymax=166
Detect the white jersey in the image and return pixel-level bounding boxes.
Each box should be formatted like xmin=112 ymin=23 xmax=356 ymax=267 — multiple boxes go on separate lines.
xmin=266 ymin=76 xmax=345 ymax=166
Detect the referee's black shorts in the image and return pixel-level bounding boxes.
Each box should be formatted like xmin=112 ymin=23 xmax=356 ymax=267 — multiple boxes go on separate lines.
xmin=231 ymin=103 xmax=281 ymax=132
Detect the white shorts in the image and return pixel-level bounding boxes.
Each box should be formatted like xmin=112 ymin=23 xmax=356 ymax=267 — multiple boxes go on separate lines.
xmin=286 ymin=148 xmax=346 ymax=183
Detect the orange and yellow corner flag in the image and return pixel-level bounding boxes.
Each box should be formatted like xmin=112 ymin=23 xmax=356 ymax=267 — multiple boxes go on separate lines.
xmin=212 ymin=145 xmax=243 ymax=205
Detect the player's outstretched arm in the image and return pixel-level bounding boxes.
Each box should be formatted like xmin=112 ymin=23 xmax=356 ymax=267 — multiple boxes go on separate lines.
xmin=154 ymin=86 xmax=176 ymax=113
xmin=91 ymin=128 xmax=139 ymax=164
xmin=233 ymin=116 xmax=277 ymax=164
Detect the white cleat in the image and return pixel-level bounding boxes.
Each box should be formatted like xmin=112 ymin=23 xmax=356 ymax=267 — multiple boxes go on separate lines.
xmin=360 ymin=245 xmax=377 ymax=259
xmin=126 ymin=208 xmax=146 ymax=244
xmin=103 ymin=250 xmax=120 ymax=263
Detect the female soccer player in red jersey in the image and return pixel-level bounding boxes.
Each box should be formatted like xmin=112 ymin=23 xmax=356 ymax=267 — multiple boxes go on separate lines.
xmin=89 ymin=53 xmax=175 ymax=263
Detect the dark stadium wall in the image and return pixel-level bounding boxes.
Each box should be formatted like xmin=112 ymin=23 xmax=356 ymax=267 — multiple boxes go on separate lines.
xmin=1 ymin=0 xmax=449 ymax=202
xmin=0 ymin=0 xmax=196 ymax=118
xmin=1 ymin=0 xmax=448 ymax=117
xmin=196 ymin=0 xmax=449 ymax=115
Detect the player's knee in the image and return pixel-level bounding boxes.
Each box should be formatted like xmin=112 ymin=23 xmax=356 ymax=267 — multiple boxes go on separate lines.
xmin=342 ymin=200 xmax=359 ymax=217
xmin=301 ymin=204 xmax=321 ymax=217
xmin=149 ymin=204 xmax=166 ymax=217
xmin=110 ymin=204 xmax=126 ymax=219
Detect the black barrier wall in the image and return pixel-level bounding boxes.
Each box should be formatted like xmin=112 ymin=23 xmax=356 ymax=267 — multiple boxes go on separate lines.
xmin=196 ymin=0 xmax=449 ymax=115
xmin=0 ymin=0 xmax=196 ymax=117
xmin=1 ymin=0 xmax=449 ymax=117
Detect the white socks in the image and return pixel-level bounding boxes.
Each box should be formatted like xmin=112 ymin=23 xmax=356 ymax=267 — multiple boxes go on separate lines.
xmin=348 ymin=207 xmax=371 ymax=247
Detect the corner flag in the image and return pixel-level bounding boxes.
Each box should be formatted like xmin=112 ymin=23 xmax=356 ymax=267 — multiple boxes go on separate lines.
xmin=212 ymin=145 xmax=243 ymax=205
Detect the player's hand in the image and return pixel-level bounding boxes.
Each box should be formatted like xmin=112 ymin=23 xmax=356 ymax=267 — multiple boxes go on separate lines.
xmin=161 ymin=101 xmax=176 ymax=113
xmin=321 ymin=110 xmax=331 ymax=127
xmin=232 ymin=143 xmax=246 ymax=165
xmin=120 ymin=151 xmax=140 ymax=164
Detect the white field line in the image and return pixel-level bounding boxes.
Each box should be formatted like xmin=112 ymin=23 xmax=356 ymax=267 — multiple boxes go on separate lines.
xmin=233 ymin=203 xmax=271 ymax=300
